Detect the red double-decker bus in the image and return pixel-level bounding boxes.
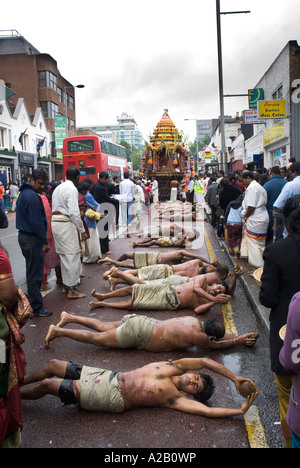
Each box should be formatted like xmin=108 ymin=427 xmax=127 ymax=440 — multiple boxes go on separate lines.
xmin=63 ymin=135 xmax=128 ymax=182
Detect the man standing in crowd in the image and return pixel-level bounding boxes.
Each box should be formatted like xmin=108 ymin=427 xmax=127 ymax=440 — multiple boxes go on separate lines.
xmin=263 ymin=166 xmax=287 ymax=243
xmin=241 ymin=171 xmax=269 ymax=269
xmin=16 ymin=168 xmax=52 ymax=317
xmin=119 ymin=171 xmax=135 ymax=226
xmin=274 ymin=162 xmax=300 ymax=231
xmin=93 ymin=171 xmax=119 ymax=254
xmin=51 ymin=166 xmax=87 ymax=300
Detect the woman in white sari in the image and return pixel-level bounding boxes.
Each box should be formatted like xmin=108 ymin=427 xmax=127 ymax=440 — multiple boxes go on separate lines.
xmin=241 ymin=172 xmax=269 ymax=269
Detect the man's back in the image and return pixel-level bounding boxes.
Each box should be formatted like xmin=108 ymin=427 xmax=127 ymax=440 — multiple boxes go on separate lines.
xmin=147 ymin=316 xmax=204 ymax=352
xmin=16 ymin=183 xmax=48 ymax=245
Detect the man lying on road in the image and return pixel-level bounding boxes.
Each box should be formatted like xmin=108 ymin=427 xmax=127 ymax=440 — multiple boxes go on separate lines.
xmin=98 ymin=250 xmax=219 ymax=270
xmin=44 ymin=311 xmax=259 ymax=351
xmin=21 ymin=357 xmax=258 ymax=418
xmin=89 ymin=274 xmax=232 ymax=315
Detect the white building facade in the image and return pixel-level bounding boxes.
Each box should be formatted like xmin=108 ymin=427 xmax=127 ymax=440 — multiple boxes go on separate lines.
xmin=0 ymin=96 xmax=52 ymax=184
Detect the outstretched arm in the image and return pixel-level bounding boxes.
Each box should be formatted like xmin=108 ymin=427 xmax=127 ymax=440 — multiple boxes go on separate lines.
xmin=165 ymin=393 xmax=257 ymax=418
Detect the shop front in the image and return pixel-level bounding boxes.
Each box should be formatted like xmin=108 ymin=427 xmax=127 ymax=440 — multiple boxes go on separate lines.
xmin=263 ymin=121 xmax=290 ymax=168
xmin=244 ymin=133 xmax=264 ymax=170
xmin=18 ymin=152 xmax=35 ymax=181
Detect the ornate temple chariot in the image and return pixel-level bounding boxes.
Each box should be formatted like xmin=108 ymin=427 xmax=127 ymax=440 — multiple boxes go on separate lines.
xmin=141 ymin=109 xmax=195 ymax=199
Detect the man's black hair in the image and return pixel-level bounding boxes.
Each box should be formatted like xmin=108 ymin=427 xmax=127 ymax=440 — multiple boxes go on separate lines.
xmin=203 ymin=318 xmax=225 ymax=340
xmin=218 ymin=281 xmax=230 ymax=295
xmin=32 ymin=168 xmax=48 ymax=182
xmin=215 ymin=263 xmax=229 ymax=278
xmin=194 ymin=374 xmax=215 ymax=403
xmin=66 ymin=166 xmax=80 ymax=182
xmin=99 ymin=171 xmax=109 ymax=180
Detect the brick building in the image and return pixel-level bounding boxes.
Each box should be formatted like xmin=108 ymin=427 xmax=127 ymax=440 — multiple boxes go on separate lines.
xmin=0 ymin=30 xmax=80 ymax=180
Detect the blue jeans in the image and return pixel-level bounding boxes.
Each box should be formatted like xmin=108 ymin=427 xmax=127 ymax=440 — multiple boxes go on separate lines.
xmin=18 ymin=232 xmax=45 ymax=313
xmin=121 ymin=200 xmax=134 ymax=225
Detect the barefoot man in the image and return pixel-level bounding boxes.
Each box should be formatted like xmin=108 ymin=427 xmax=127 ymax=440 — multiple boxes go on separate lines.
xmin=51 ymin=166 xmax=87 ymax=299
xmin=45 ymin=311 xmax=259 ymax=352
xmin=20 ymin=357 xmax=258 ymax=418
xmin=102 ymin=264 xmax=242 ymax=295
xmin=102 ymin=258 xmax=222 ymax=285
xmin=98 ymin=250 xmax=219 ymax=270
xmin=89 ymin=275 xmax=232 ymax=315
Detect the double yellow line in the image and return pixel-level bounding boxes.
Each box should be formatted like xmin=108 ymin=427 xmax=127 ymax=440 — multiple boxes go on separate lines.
xmin=204 ymin=231 xmax=269 ymax=449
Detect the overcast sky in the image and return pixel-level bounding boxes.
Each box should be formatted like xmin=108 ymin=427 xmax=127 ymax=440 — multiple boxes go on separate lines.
xmin=2 ymin=0 xmax=300 ymax=142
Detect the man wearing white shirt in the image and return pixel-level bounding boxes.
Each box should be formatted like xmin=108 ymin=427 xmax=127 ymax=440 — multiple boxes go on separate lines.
xmin=52 ymin=166 xmax=87 ymax=299
xmin=120 ymin=172 xmax=135 ymax=226
xmin=241 ymin=171 xmax=269 ymax=269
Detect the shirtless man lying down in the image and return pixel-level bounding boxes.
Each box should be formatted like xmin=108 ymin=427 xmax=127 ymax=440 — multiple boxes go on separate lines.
xmin=45 ymin=311 xmax=259 ymax=352
xmin=89 ymin=275 xmax=231 ymax=315
xmin=102 ymin=258 xmax=223 ymax=283
xmin=98 ymin=250 xmax=219 ymax=270
xmin=20 ymin=357 xmax=258 ymax=418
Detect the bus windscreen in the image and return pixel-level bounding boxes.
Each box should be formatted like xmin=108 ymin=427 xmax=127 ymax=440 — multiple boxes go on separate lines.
xmin=68 ymin=140 xmax=95 ymax=152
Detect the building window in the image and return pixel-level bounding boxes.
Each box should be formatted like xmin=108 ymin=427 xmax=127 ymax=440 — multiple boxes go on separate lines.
xmin=40 ymin=102 xmax=59 ymax=118
xmin=49 ymin=72 xmax=57 ymax=91
xmin=39 ymin=71 xmax=57 ymax=92
xmin=57 ymin=87 xmax=62 ymax=103
xmin=272 ymin=84 xmax=283 ymax=100
xmin=69 ymin=96 xmax=74 ymax=110
xmin=39 ymin=71 xmax=47 ymax=88
xmin=0 ymin=128 xmax=5 ymax=148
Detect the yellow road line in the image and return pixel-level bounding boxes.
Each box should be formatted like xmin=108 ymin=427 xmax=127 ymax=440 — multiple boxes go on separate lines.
xmin=204 ymin=229 xmax=269 ymax=449
xmin=204 ymin=231 xmax=238 ymax=336
xmin=244 ymin=406 xmax=270 ymax=448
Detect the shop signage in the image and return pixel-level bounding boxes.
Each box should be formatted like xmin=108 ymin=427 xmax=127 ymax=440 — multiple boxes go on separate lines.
xmin=263 ymin=121 xmax=285 ymax=146
xmin=55 ymin=115 xmax=67 ymax=149
xmin=258 ymin=100 xmax=286 ymax=119
xmin=244 ymin=109 xmax=265 ymax=125
xmin=248 ymin=88 xmax=264 ymax=109
xmin=18 ymin=152 xmax=35 ymax=165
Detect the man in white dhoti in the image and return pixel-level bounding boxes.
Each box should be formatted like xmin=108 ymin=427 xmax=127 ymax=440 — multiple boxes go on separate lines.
xmin=52 ymin=166 xmax=87 ymax=299
xmin=241 ymin=171 xmax=269 ymax=269
xmin=151 ymin=177 xmax=159 ymax=203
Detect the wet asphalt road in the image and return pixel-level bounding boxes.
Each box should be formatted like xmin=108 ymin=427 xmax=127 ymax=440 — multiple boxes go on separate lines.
xmin=2 ymin=213 xmax=285 ymax=449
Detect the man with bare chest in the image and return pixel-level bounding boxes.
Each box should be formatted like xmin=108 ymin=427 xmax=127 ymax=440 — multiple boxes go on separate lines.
xmin=20 ymin=357 xmax=258 ymax=418
xmin=98 ymin=250 xmax=218 ymax=270
xmin=45 ymin=311 xmax=259 ymax=351
xmin=89 ymin=274 xmax=231 ymax=314
xmin=102 ymin=262 xmax=229 ymax=291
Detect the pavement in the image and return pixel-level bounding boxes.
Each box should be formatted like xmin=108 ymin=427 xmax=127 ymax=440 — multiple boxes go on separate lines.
xmin=220 ymin=238 xmax=271 ymax=339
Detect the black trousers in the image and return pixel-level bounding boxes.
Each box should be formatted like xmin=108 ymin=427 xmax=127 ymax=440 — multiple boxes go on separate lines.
xmin=18 ymin=232 xmax=44 ymax=313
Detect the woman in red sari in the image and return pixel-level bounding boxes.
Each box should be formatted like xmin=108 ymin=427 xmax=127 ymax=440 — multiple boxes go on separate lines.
xmin=0 ymin=246 xmax=27 ymax=448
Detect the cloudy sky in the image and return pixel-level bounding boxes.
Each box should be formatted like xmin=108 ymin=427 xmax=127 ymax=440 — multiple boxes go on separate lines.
xmin=2 ymin=0 xmax=300 ymax=142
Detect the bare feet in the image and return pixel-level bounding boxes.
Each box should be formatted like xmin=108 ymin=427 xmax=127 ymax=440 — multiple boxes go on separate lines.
xmin=91 ymin=289 xmax=105 ymax=301
xmin=102 ymin=267 xmax=114 ymax=280
xmin=45 ymin=324 xmax=56 ymax=348
xmin=67 ymin=290 xmax=86 ymax=299
xmin=97 ymin=257 xmax=112 ymax=266
xmin=90 ymin=301 xmax=105 ymax=310
xmin=56 ymin=311 xmax=72 ymax=328
xmin=108 ymin=276 xmax=118 ymax=291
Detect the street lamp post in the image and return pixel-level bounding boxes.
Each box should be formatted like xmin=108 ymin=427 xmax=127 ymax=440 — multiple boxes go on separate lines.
xmin=64 ymin=84 xmax=85 ymax=137
xmin=216 ymin=1 xmax=250 ymax=174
